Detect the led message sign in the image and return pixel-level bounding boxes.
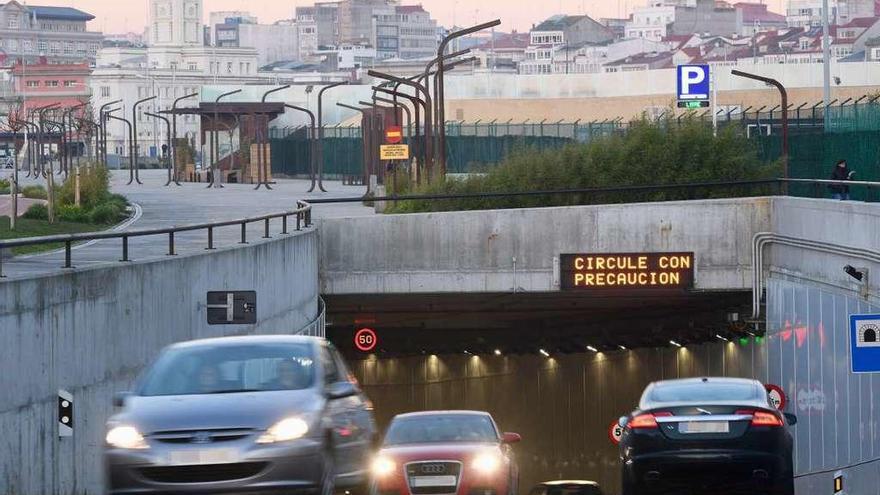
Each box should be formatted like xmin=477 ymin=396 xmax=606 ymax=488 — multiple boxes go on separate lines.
xmin=560 ymin=253 xmax=695 ymax=290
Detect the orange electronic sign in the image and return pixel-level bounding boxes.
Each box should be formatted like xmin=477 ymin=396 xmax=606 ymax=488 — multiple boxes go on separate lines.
xmin=560 ymin=252 xmax=695 ymax=290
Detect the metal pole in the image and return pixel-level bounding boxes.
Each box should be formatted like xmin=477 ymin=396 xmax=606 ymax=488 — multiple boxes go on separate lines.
xmin=107 ymin=114 xmax=135 ymax=182
xmin=145 ymin=112 xmax=172 ymax=187
xmin=822 ymin=0 xmax=831 ymax=109
xmin=170 ymin=92 xmax=198 ymax=186
xmin=97 ymin=100 xmax=122 ymax=166
xmin=337 ymin=103 xmax=372 ymax=193
xmin=131 ymin=95 xmax=157 ymax=185
xmin=316 ymin=82 xmax=348 ymax=192
xmin=283 ymin=104 xmax=317 ymax=191
xmin=711 ymin=65 xmax=718 ymax=137
xmin=258 ymin=85 xmax=292 ymax=190
xmin=209 ymin=89 xmax=242 ymax=189
xmin=732 ymin=70 xmax=788 ymax=192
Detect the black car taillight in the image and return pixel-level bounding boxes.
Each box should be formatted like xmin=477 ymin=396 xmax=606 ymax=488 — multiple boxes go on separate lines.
xmin=736 ymin=409 xmax=784 ymax=427
xmin=628 ymin=411 xmax=672 ymax=429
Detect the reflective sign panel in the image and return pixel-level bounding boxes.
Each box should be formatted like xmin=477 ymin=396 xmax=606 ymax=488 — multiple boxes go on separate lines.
xmin=560 ymin=253 xmax=695 ymax=291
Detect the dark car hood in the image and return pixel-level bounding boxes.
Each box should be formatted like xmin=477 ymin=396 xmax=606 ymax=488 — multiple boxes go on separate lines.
xmin=378 ymin=443 xmax=502 ymax=463
xmin=113 ymin=390 xmax=324 ymax=434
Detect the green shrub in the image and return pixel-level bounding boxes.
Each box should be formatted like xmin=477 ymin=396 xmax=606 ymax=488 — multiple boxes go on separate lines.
xmin=386 ymin=118 xmax=781 ymax=213
xmin=21 ymin=185 xmax=48 ymax=200
xmin=0 ymin=178 xmax=9 ymax=195
xmin=57 ymin=166 xmax=111 ymax=208
xmin=22 ymin=203 xmax=49 ymax=220
xmin=88 ymin=203 xmax=122 ymax=224
xmin=57 ymin=205 xmax=90 ymax=223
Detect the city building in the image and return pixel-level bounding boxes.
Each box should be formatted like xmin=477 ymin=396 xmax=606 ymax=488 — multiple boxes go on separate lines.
xmin=838 ymin=0 xmax=879 ymax=23
xmin=786 ymin=0 xmax=837 ymax=27
xmin=735 ymin=2 xmax=787 ymax=37
xmin=92 ymin=0 xmax=261 ymax=161
xmin=600 ymin=18 xmax=630 ymax=40
xmin=470 ymin=31 xmax=530 ymax=71
xmin=669 ymin=0 xmax=743 ymax=38
xmin=831 ymin=17 xmax=880 ymax=58
xmin=338 ymin=0 xmax=398 ymax=45
xmin=295 ymin=7 xmax=319 ymax=60
xmin=603 ymin=50 xmax=674 ymax=72
xmin=0 ymin=1 xmax=103 ymax=65
xmin=313 ymin=43 xmax=376 ymax=69
xmin=520 ymin=14 xmax=614 ymax=74
xmin=373 ymin=4 xmax=439 ymax=60
xmin=10 ymin=60 xmax=91 ymax=113
xmin=213 ymin=14 xmax=300 ymax=66
xmin=626 ymin=2 xmax=677 ymax=41
xmin=552 ymin=37 xmax=668 ymax=74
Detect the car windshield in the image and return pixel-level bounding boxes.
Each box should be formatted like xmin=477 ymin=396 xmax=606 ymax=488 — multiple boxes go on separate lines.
xmin=649 ymin=382 xmax=757 ymax=403
xmin=139 ymin=342 xmax=316 ymax=396
xmin=383 ymin=415 xmax=498 ymax=445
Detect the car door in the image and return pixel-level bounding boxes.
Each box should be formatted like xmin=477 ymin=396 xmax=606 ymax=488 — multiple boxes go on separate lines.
xmin=321 ymin=343 xmax=359 ymax=476
xmin=331 ymin=345 xmax=375 ymax=474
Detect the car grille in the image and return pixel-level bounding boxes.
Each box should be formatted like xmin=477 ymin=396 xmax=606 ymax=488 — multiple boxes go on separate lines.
xmin=149 ymin=428 xmax=254 ymax=444
xmin=138 ymin=462 xmax=267 ymax=483
xmin=405 ymin=462 xmax=462 ymax=495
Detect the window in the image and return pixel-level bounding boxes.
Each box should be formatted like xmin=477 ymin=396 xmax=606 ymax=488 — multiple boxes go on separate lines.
xmin=63 ymin=80 xmax=76 ymax=87
xmin=226 ymin=62 xmax=233 ymax=73
xmin=321 ymin=346 xmax=341 ymax=384
xmin=170 ymin=62 xmax=178 ymax=70
xmin=45 ymin=80 xmax=59 ymax=87
xmin=26 ymin=80 xmax=39 ymax=88
xmin=8 ymin=39 xmax=17 ymax=51
xmin=101 ymin=86 xmax=111 ymax=97
xmin=64 ymin=42 xmax=74 ymax=54
xmin=188 ymin=62 xmax=197 ymax=71
xmin=8 ymin=15 xmax=19 ymax=29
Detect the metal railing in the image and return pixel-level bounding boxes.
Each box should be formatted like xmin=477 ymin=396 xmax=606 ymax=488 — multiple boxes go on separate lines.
xmin=0 ymin=201 xmax=313 ymax=278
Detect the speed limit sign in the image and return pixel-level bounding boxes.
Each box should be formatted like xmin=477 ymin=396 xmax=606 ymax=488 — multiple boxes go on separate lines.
xmin=354 ymin=328 xmax=378 ymax=352
xmin=609 ymin=420 xmax=624 ymax=444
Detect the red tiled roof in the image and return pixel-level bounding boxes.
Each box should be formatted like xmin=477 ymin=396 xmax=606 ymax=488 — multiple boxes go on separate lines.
xmin=733 ymin=2 xmax=786 ymax=24
xmin=605 ymin=51 xmax=673 ymax=66
xmin=839 ymin=17 xmax=879 ymax=28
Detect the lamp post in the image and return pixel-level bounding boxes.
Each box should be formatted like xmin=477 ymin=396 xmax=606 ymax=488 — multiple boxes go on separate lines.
xmin=107 ymin=112 xmax=135 ymax=182
xmin=283 ymin=104 xmax=318 ymax=191
xmin=170 ymin=92 xmax=198 ymax=186
xmin=337 ymin=102 xmax=372 ymax=192
xmin=145 ymin=111 xmax=173 ymax=187
xmin=256 ymin=85 xmax=291 ymax=190
xmin=97 ymin=99 xmax=122 ymax=166
xmin=131 ymin=95 xmax=157 ymax=185
xmin=732 ymin=69 xmax=788 ymax=192
xmin=208 ymin=89 xmax=242 ymax=189
xmin=316 ymin=81 xmax=348 ymax=192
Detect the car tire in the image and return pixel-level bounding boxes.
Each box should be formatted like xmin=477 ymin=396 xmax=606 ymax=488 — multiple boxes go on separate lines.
xmin=319 ymin=447 xmax=336 ymax=495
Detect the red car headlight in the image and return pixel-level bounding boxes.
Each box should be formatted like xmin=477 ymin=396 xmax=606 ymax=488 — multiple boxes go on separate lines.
xmin=471 ymin=453 xmax=502 ymax=474
xmin=372 ymin=456 xmax=397 ymax=478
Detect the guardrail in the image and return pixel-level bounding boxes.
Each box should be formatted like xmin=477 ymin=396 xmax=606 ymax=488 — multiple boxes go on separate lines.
xmin=0 ymin=201 xmax=313 ymax=278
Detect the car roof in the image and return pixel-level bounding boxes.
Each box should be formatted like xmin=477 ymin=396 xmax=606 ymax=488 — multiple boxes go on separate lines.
xmin=539 ymin=481 xmax=600 ymax=486
xmin=393 ymin=410 xmax=492 ymax=419
xmin=639 ymin=377 xmax=767 ymax=410
xmin=168 ymin=335 xmax=323 ymax=350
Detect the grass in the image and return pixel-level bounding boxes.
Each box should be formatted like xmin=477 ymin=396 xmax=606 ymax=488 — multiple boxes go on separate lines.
xmin=0 ymin=216 xmax=106 ymax=255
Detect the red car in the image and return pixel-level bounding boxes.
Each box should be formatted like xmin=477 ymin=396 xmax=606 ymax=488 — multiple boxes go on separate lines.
xmin=370 ymin=411 xmax=521 ymax=495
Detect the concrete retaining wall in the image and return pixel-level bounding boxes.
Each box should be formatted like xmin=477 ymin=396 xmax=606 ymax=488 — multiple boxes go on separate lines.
xmin=0 ymin=228 xmax=319 ymax=495
xmin=320 ymin=197 xmax=772 ymax=294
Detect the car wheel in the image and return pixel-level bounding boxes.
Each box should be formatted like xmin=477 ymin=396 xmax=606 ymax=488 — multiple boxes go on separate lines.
xmin=319 ymin=448 xmax=336 ymax=495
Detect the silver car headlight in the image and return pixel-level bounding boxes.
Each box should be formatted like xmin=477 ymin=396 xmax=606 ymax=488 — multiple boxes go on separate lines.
xmin=106 ymin=425 xmax=149 ymax=450
xmin=256 ymin=417 xmax=310 ymax=444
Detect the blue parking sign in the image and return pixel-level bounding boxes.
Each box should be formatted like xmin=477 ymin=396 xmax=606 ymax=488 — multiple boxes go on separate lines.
xmin=850 ymin=314 xmax=880 ymax=373
xmin=677 ymin=65 xmax=710 ymax=101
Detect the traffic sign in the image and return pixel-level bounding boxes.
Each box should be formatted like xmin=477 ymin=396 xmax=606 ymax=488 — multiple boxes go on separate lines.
xmin=609 ymin=420 xmax=624 ymax=444
xmin=677 ymin=64 xmax=710 ymax=101
xmin=764 ymin=384 xmax=787 ymax=411
xmin=850 ymin=314 xmax=880 ymax=373
xmin=380 ymin=144 xmax=409 ymax=160
xmin=385 ymin=126 xmax=403 ymax=144
xmin=354 ymin=328 xmax=378 ymax=352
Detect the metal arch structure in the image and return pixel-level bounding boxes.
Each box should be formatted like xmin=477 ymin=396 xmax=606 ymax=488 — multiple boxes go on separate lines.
xmin=131 ymin=95 xmax=157 ymax=185
xmin=171 ymin=92 xmax=199 ymax=186
xmin=316 ymin=82 xmax=349 ymax=192
xmin=207 ymin=89 xmax=242 ymax=189
xmin=145 ymin=111 xmax=175 ymax=186
xmin=257 ymin=85 xmax=291 ymax=190
xmin=97 ymin=99 xmax=122 ymax=167
xmin=107 ymin=113 xmax=135 ymax=178
xmin=336 ymin=102 xmax=374 ymax=192
xmin=283 ymin=104 xmax=319 ymax=192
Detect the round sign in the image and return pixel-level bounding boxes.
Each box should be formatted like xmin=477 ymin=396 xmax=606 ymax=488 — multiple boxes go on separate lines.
xmin=609 ymin=420 xmax=624 ymax=445
xmin=385 ymin=126 xmax=403 ymax=144
xmin=765 ymin=384 xmax=787 ymax=411
xmin=354 ymin=328 xmax=378 ymax=352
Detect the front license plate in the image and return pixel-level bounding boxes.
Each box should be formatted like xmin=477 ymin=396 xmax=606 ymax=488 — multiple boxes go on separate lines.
xmin=681 ymin=421 xmax=729 ymax=434
xmin=411 ymin=476 xmax=457 ymax=487
xmin=168 ymin=449 xmax=235 ymax=465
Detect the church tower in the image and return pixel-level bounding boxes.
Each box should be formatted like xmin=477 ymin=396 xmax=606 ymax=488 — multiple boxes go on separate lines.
xmin=150 ymin=0 xmax=203 ymax=46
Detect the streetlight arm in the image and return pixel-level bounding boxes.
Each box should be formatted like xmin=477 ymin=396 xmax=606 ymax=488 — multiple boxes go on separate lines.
xmin=262 ymin=85 xmax=291 ymax=103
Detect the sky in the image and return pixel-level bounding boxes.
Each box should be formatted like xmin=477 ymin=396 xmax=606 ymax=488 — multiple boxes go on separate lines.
xmin=56 ymin=0 xmax=788 ymax=34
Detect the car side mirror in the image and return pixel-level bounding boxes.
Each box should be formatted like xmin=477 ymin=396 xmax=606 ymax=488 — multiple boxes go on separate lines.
xmin=618 ymin=416 xmax=629 ymax=428
xmin=501 ymin=432 xmax=521 ymax=444
xmin=326 ymin=381 xmax=358 ymax=400
xmin=784 ymin=413 xmax=797 ymax=426
xmin=113 ymin=392 xmax=132 ymax=408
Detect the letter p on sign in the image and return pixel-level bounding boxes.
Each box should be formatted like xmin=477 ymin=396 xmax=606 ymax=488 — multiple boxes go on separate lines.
xmin=678 ymin=64 xmax=710 ymax=100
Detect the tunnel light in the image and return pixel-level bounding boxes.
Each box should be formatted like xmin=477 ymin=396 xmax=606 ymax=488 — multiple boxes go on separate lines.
xmin=463 ymin=350 xmax=471 ymax=355
xmin=618 ymin=345 xmax=628 ymax=351
xmin=586 ymin=345 xmax=599 ymax=353
xmin=669 ymin=340 xmax=683 ymax=348
xmin=539 ymin=349 xmax=550 ymax=357
xmin=715 ymin=334 xmax=729 ymax=342
xmin=494 ymin=349 xmax=502 ymax=356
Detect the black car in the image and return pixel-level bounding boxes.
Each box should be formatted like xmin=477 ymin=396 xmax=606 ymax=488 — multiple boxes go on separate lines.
xmin=619 ymin=377 xmax=796 ymax=495
xmin=528 ymin=480 xmax=603 ymax=495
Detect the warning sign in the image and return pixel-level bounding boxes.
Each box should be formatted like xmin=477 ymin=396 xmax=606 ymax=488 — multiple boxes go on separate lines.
xmin=385 ymin=126 xmax=403 ymax=144
xmin=380 ymin=144 xmax=410 ymax=160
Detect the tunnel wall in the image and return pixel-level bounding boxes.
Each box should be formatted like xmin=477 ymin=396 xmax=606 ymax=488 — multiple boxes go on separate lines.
xmin=351 ymin=342 xmax=766 ymax=494
xmin=0 ymin=229 xmax=320 ymax=495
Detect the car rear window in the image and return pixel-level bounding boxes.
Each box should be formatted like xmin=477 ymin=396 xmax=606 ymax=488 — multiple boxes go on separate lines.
xmin=649 ymin=382 xmax=757 ymax=403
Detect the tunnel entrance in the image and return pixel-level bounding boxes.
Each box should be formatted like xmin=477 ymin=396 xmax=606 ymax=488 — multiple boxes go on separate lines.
xmin=325 ymin=290 xmax=758 ymax=494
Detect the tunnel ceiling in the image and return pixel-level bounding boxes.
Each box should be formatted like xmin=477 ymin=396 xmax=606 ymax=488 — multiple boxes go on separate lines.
xmin=325 ymin=290 xmax=754 ymax=359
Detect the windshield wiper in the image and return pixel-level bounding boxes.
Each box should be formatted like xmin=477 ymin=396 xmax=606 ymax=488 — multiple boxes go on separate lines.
xmin=208 ymin=389 xmax=263 ymax=394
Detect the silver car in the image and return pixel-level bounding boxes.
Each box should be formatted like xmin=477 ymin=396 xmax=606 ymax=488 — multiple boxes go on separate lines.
xmin=105 ymin=335 xmax=376 ymax=495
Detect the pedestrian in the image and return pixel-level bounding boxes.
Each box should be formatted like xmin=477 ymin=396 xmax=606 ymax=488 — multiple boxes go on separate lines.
xmin=829 ymin=159 xmax=854 ymax=200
